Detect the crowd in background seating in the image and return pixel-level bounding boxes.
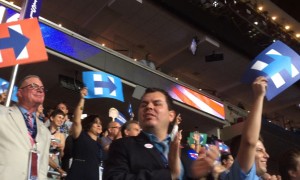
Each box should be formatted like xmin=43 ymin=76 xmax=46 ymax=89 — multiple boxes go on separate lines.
xmin=0 ymin=75 xmax=300 ymax=180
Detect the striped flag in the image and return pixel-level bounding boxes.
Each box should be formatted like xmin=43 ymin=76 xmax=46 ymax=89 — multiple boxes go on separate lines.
xmin=115 ymin=111 xmax=127 ymax=125
xmin=168 ymin=85 xmax=225 ymax=120
xmin=187 ymin=149 xmax=198 ymax=160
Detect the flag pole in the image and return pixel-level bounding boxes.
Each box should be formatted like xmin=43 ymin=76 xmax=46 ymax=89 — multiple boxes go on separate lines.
xmin=4 ymin=0 xmax=43 ymax=107
xmin=0 ymin=6 xmax=14 ymax=107
xmin=5 ymin=64 xmax=18 ymax=107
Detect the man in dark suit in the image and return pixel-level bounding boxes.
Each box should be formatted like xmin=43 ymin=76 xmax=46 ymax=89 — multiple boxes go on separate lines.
xmin=103 ymin=88 xmax=219 ymax=180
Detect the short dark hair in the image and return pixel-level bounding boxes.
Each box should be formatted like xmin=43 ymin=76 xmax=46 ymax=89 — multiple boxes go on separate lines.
xmin=141 ymin=88 xmax=174 ymax=110
xmin=56 ymin=102 xmax=68 ymax=109
xmin=230 ymin=135 xmax=264 ymax=158
xmin=279 ymin=148 xmax=300 ymax=180
xmin=81 ymin=115 xmax=101 ymax=132
xmin=50 ymin=109 xmax=65 ymax=118
xmin=121 ymin=120 xmax=139 ymax=137
xmin=221 ymin=153 xmax=232 ymax=165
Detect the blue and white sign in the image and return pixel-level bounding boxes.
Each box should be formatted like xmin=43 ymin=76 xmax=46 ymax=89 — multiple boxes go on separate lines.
xmin=0 ymin=78 xmax=18 ymax=102
xmin=82 ymin=71 xmax=124 ymax=102
xmin=242 ymin=41 xmax=300 ymax=100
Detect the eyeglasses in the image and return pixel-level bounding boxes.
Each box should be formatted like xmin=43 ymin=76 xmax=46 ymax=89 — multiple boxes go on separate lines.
xmin=20 ymin=83 xmax=46 ymax=92
xmin=110 ymin=126 xmax=121 ymax=129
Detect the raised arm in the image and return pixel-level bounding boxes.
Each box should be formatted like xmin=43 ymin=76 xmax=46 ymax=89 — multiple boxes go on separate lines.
xmin=72 ymin=88 xmax=87 ymax=139
xmin=237 ymin=76 xmax=267 ymax=173
xmin=169 ymin=130 xmax=182 ymax=179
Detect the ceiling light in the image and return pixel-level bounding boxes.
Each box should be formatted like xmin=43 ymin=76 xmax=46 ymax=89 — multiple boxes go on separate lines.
xmin=285 ymin=25 xmax=290 ymax=30
xmin=257 ymin=6 xmax=263 ymax=11
xmin=296 ymin=34 xmax=300 ymax=38
xmin=212 ymin=0 xmax=219 ymax=7
xmin=134 ymin=58 xmax=137 ymax=61
xmin=58 ymin=24 xmax=62 ymax=27
xmin=102 ymin=43 xmax=105 ymax=47
xmin=254 ymin=21 xmax=258 ymax=25
xmin=271 ymin=16 xmax=277 ymax=20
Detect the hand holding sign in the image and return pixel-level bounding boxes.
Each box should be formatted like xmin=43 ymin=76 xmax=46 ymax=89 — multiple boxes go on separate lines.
xmin=82 ymin=71 xmax=124 ymax=102
xmin=109 ymin=107 xmax=119 ymax=122
xmin=242 ymin=40 xmax=300 ymax=100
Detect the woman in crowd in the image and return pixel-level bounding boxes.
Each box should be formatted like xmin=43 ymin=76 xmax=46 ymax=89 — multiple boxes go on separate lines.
xmin=48 ymin=109 xmax=66 ymax=179
xmin=221 ymin=153 xmax=234 ymax=172
xmin=66 ymin=87 xmax=103 ymax=180
xmin=218 ymin=153 xmax=234 ymax=179
xmin=36 ymin=104 xmax=45 ymax=122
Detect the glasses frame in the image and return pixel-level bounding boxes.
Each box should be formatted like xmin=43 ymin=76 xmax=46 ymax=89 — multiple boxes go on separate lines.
xmin=110 ymin=126 xmax=121 ymax=129
xmin=20 ymin=83 xmax=46 ymax=92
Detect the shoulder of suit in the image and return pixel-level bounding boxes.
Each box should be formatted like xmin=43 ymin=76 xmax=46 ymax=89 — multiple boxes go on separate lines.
xmin=111 ymin=136 xmax=139 ymax=147
xmin=36 ymin=121 xmax=51 ymax=135
xmin=0 ymin=104 xmax=7 ymax=111
xmin=0 ymin=104 xmax=18 ymax=113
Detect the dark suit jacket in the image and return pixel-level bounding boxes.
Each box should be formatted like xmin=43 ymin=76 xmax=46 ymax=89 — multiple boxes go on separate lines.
xmin=103 ymin=132 xmax=195 ymax=180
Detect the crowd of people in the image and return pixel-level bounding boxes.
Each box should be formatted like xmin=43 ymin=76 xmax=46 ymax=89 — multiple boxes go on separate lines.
xmin=0 ymin=75 xmax=299 ymax=180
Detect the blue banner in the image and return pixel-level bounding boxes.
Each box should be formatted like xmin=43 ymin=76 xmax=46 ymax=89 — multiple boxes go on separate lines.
xmin=242 ymin=41 xmax=300 ymax=100
xmin=82 ymin=71 xmax=124 ymax=102
xmin=20 ymin=0 xmax=43 ymax=19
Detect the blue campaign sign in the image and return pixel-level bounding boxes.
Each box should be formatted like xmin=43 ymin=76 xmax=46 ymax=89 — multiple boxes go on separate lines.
xmin=242 ymin=41 xmax=300 ymax=100
xmin=82 ymin=71 xmax=124 ymax=102
xmin=0 ymin=78 xmax=18 ymax=102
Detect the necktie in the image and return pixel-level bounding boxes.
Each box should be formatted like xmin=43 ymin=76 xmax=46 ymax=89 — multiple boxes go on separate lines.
xmin=25 ymin=112 xmax=34 ymax=137
xmin=159 ymin=141 xmax=169 ymax=160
